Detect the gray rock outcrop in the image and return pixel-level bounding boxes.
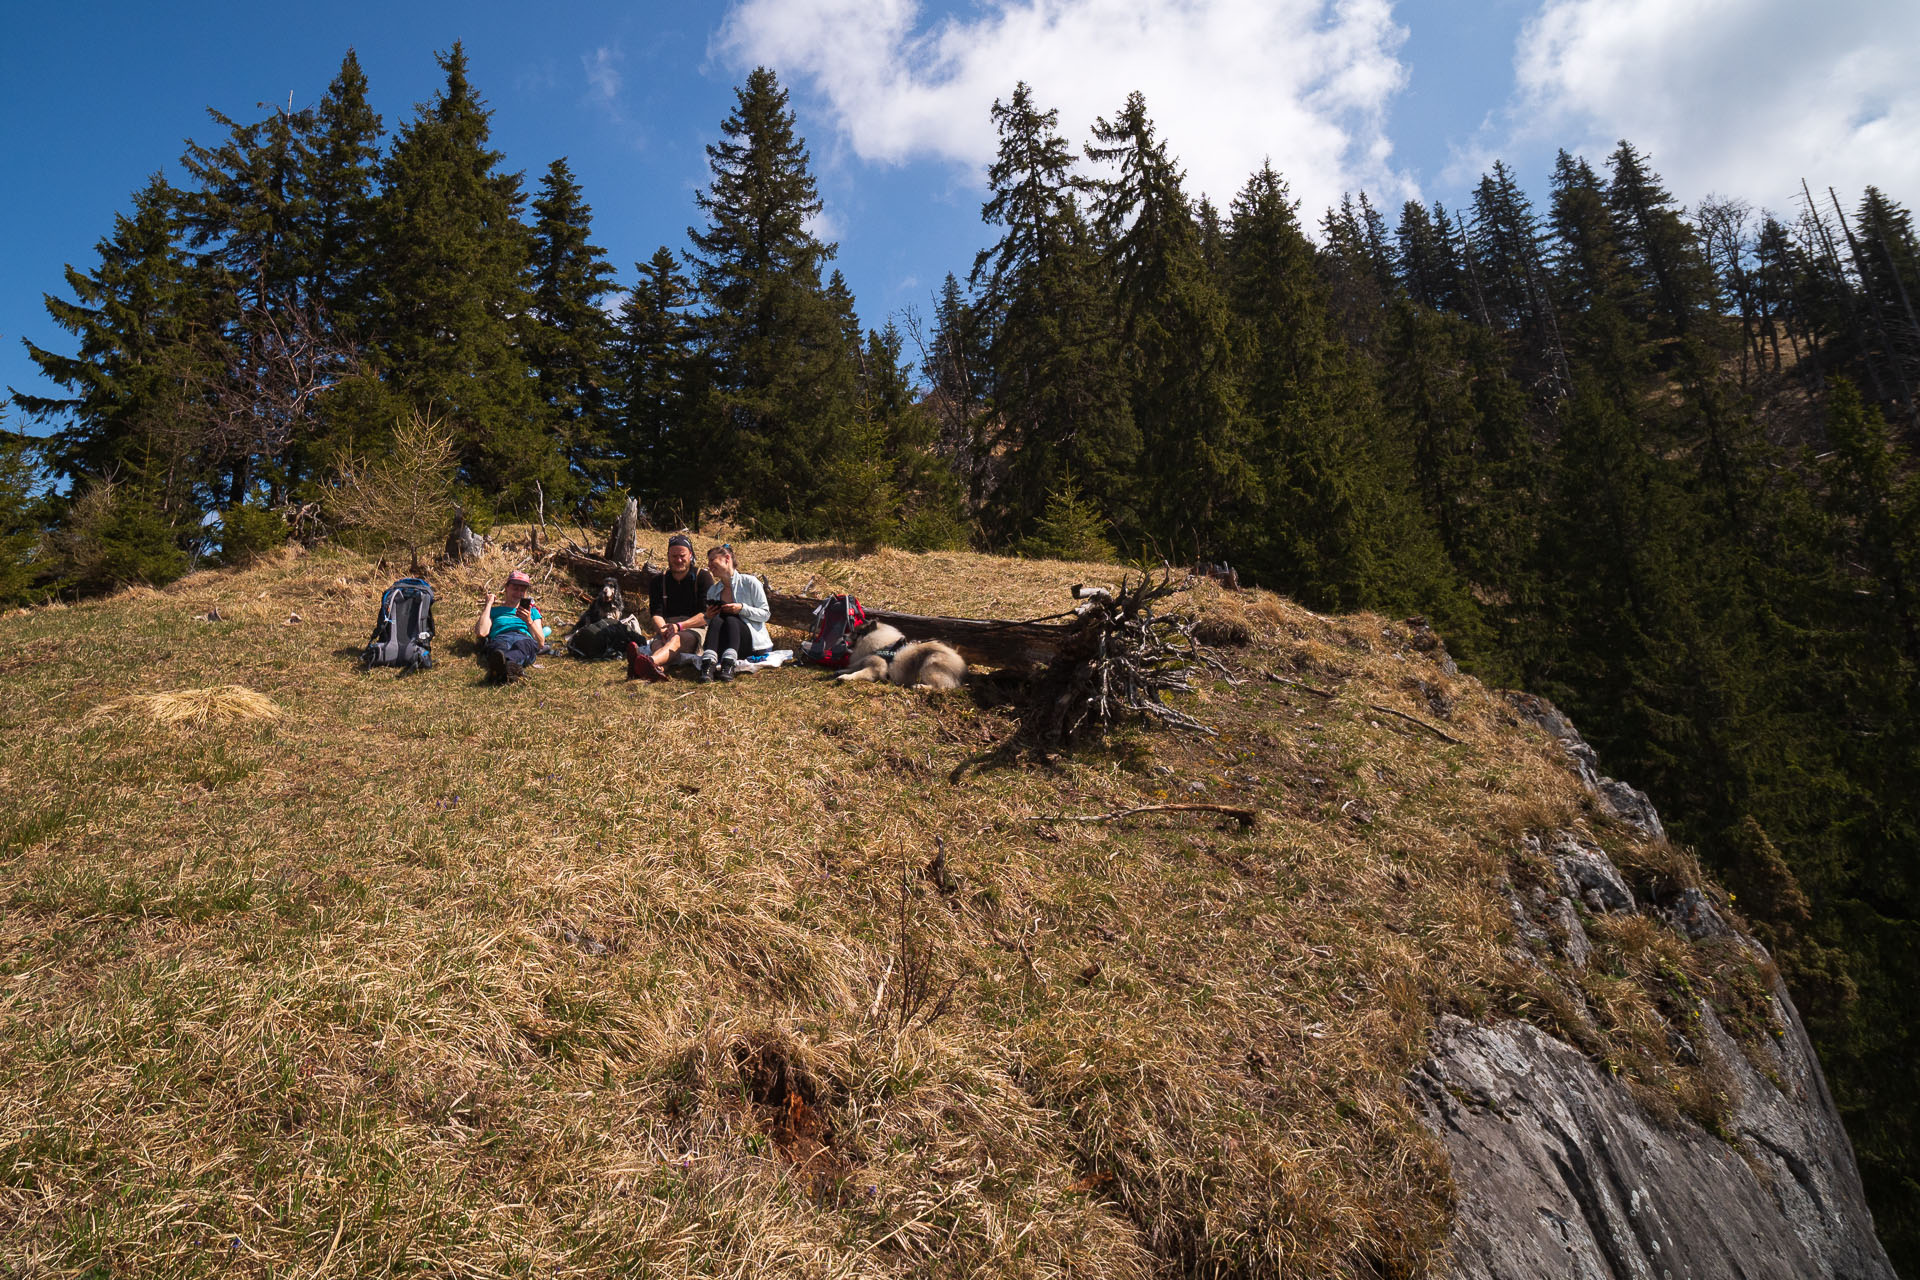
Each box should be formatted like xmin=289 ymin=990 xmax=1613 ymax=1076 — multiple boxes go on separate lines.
xmin=1418 ymin=998 xmax=1891 ymax=1280
xmin=1508 ymin=693 xmax=1666 ymax=841
xmin=1417 ymin=698 xmax=1894 ymax=1279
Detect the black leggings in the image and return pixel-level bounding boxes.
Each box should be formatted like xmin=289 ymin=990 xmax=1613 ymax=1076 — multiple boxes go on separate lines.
xmin=702 ymin=614 xmax=765 ymax=660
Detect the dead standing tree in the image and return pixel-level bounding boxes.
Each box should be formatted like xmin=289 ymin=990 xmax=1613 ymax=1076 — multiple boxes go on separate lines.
xmin=192 ymin=302 xmax=360 ymax=506
xmin=603 ymin=496 xmax=641 ymax=567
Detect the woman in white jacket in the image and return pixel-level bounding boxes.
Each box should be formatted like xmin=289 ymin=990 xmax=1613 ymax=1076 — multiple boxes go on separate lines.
xmin=696 ymin=544 xmax=773 ymax=682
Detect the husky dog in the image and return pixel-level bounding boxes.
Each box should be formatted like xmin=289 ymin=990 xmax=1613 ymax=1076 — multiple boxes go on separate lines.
xmin=836 ymin=620 xmax=967 ymax=690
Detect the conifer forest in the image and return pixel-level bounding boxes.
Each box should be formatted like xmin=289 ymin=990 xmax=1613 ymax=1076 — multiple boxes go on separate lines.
xmin=8 ymin=46 xmax=1919 ymax=1266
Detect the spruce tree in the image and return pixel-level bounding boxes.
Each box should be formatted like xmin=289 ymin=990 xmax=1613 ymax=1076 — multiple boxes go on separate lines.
xmin=178 ymin=100 xmax=310 ymax=317
xmin=1394 ymin=201 xmax=1448 ymax=311
xmin=370 ymin=43 xmax=558 ymax=507
xmin=928 ymin=273 xmax=986 ymax=415
xmin=972 ymin=82 xmax=1135 ymax=542
xmin=613 ymin=246 xmax=700 ymax=524
xmin=687 ymin=66 xmax=860 ymax=536
xmin=1223 ymin=163 xmax=1367 ymax=604
xmin=1469 ymin=161 xmax=1553 ymax=333
xmin=1606 ymin=141 xmax=1717 ymax=340
xmin=925 ymin=272 xmax=992 ymax=511
xmin=812 ymin=268 xmax=904 ymax=542
xmin=1852 ymin=187 xmax=1920 ymax=423
xmin=1085 ymin=91 xmax=1252 ymax=555
xmin=1548 ymin=151 xmax=1631 ymax=322
xmin=527 ymin=157 xmax=617 ymax=499
xmin=19 ymin=176 xmax=221 ymax=517
xmin=1469 ymin=160 xmax=1569 ymax=393
xmin=862 ymin=319 xmax=967 ymax=549
xmin=1223 ymin=163 xmax=1477 ymax=642
xmin=301 ymin=49 xmax=383 ymax=340
xmin=176 ymin=98 xmax=330 ymax=505
xmin=0 ymin=416 xmax=47 ymax=605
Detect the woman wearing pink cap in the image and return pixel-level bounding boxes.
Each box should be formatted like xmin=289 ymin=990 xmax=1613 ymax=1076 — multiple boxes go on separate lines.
xmin=474 ymin=569 xmax=547 ymax=683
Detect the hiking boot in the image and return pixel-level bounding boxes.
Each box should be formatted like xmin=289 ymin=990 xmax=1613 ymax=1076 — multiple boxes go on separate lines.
xmin=484 ymin=648 xmax=509 ymax=684
xmin=716 ymin=657 xmax=738 ymax=682
xmin=626 ymin=641 xmax=660 ymax=682
xmin=503 ymin=659 xmax=525 ymax=684
xmin=696 ymin=658 xmax=716 ymax=684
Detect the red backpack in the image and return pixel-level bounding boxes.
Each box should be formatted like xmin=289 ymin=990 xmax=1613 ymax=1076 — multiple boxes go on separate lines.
xmin=800 ymin=594 xmax=867 ymax=668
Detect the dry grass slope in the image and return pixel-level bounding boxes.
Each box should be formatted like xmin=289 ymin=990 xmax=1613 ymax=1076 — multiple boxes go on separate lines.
xmin=0 ymin=540 xmax=1776 ymax=1278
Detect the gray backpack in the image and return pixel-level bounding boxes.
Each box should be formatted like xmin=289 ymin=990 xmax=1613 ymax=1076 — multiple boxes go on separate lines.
xmin=363 ymin=577 xmax=435 ymax=669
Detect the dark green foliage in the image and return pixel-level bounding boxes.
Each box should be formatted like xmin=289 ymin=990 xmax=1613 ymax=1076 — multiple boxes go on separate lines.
xmin=686 ymin=67 xmax=864 ymax=537
xmin=1020 ymin=474 xmax=1115 ymax=562
xmin=1395 ymin=200 xmax=1463 ymax=314
xmin=42 ymin=480 xmax=188 ymax=595
xmin=613 ymin=246 xmax=701 ymax=525
xmin=860 ymin=320 xmax=967 ymax=547
xmin=176 ymin=98 xmax=330 ymax=508
xmin=303 ymin=50 xmax=383 ymax=340
xmin=0 ymin=423 xmax=47 ymax=605
xmin=527 ymin=157 xmax=618 ymax=498
xmin=1220 ymin=164 xmax=1480 ymax=645
xmin=1605 ymin=141 xmax=1718 ymax=340
xmin=216 ymin=503 xmax=288 ymax=566
xmin=925 ymin=272 xmax=993 ymax=513
xmin=20 ymin=177 xmax=228 ymax=516
xmin=1087 ymin=91 xmax=1255 ymax=556
xmin=1849 ymin=187 xmax=1920 ymax=427
xmin=369 ymin=44 xmax=559 ymax=507
xmin=972 ymin=82 xmax=1136 ymax=542
xmin=1320 ymin=191 xmax=1396 ymax=346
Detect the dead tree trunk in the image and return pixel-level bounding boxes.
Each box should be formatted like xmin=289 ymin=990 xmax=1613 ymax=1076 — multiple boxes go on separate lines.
xmin=445 ymin=509 xmax=486 ymax=563
xmin=1021 ymin=576 xmax=1230 ymax=744
xmin=604 ymin=496 xmax=640 ymax=566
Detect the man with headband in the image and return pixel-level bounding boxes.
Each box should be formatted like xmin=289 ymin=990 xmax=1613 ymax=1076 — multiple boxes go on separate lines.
xmin=628 ymin=533 xmax=714 ymax=682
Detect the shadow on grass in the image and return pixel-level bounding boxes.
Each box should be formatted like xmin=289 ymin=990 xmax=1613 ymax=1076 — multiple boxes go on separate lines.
xmin=760 ymin=543 xmax=872 ymax=565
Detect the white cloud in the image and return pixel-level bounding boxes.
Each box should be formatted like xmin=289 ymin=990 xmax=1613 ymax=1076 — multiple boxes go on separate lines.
xmin=716 ymin=0 xmax=1416 ymax=222
xmin=806 ymin=206 xmax=843 ymax=248
xmin=584 ymin=46 xmax=623 ymax=110
xmin=1509 ymin=0 xmax=1920 ymax=211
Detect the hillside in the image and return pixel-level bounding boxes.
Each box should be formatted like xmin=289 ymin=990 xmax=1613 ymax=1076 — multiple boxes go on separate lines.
xmin=0 ymin=540 xmax=1891 ymax=1277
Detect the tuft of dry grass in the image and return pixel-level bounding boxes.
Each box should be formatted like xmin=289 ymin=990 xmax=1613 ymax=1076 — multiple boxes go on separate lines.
xmin=83 ymin=684 xmax=284 ymax=729
xmin=0 ymin=539 xmax=1777 ymax=1279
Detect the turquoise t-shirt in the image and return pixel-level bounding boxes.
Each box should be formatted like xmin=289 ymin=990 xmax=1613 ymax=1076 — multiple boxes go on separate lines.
xmin=488 ymin=603 xmax=542 ymax=638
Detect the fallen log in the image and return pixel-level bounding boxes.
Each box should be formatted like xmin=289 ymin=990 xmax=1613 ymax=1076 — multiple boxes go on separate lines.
xmin=544 ymin=542 xmax=1074 ymax=669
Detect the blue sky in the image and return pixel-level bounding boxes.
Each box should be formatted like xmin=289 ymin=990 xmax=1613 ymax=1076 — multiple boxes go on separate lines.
xmin=6 ymin=0 xmax=1917 ymax=428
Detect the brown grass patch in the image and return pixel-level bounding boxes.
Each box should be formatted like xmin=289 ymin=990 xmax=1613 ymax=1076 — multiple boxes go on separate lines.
xmin=0 ymin=539 xmax=1770 ymax=1278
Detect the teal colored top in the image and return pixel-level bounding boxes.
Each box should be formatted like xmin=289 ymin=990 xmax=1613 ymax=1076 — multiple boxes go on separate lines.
xmin=488 ymin=602 xmax=542 ymax=638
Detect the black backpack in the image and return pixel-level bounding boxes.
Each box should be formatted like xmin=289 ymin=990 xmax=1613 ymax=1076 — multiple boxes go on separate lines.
xmin=363 ymin=577 xmax=435 ymax=670
xmin=800 ymin=594 xmax=866 ymax=668
xmin=568 ymin=616 xmax=637 ymax=661
xmin=567 ymin=576 xmax=638 ymax=660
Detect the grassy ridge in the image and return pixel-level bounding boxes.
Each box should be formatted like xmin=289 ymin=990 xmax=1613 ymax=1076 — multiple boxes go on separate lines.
xmin=0 ymin=542 xmax=1772 ymax=1277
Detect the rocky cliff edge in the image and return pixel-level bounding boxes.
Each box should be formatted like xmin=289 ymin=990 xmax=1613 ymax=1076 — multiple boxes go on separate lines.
xmin=1417 ymin=696 xmax=1894 ymax=1280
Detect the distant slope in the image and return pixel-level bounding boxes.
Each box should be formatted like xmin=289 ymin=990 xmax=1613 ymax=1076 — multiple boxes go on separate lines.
xmin=0 ymin=540 xmax=1889 ymax=1277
